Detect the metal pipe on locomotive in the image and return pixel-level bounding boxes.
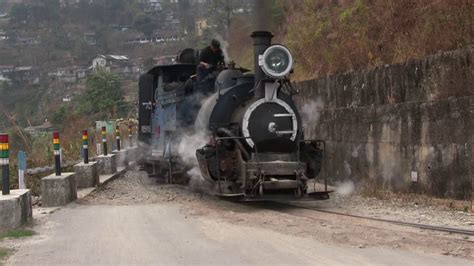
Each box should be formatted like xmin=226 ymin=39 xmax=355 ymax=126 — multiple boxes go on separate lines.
xmin=138 ymin=31 xmax=329 ymax=201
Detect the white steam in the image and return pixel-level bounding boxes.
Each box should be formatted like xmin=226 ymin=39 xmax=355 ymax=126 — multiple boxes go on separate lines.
xmin=214 ymin=35 xmax=230 ymax=63
xmin=300 ymin=98 xmax=325 ymax=138
xmin=176 ymin=94 xmax=217 ymax=193
xmin=335 ymin=180 xmax=355 ymax=196
xmin=177 ymin=130 xmax=208 ymax=169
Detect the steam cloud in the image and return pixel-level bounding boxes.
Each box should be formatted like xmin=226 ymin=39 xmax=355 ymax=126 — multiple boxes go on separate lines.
xmin=335 ymin=180 xmax=355 ymax=196
xmin=176 ymin=94 xmax=216 ymax=193
xmin=254 ymin=0 xmax=269 ymax=31
xmin=214 ymin=35 xmax=231 ymax=63
xmin=300 ymin=98 xmax=325 ymax=138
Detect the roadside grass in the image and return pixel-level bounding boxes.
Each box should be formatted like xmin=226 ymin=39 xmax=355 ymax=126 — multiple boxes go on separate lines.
xmin=0 ymin=229 xmax=35 ymax=240
xmin=0 ymin=247 xmax=11 ymax=262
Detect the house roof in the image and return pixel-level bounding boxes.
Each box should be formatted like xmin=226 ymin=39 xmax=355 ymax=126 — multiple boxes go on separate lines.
xmin=15 ymin=66 xmax=32 ymax=71
xmin=95 ymin=54 xmax=129 ymax=61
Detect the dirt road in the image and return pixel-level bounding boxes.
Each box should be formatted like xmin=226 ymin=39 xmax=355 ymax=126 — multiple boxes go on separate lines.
xmin=3 ymin=170 xmax=473 ymax=265
xmin=5 ymin=204 xmax=471 ymax=265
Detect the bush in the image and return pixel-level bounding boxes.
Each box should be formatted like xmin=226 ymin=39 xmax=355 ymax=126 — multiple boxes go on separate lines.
xmin=76 ymin=70 xmax=125 ymax=120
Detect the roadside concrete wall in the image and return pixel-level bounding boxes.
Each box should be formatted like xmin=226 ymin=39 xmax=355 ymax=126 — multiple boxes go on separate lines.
xmin=295 ymin=48 xmax=473 ymax=199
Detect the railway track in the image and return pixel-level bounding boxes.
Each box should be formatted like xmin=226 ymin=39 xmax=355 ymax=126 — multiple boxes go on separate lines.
xmin=271 ymin=202 xmax=474 ymax=236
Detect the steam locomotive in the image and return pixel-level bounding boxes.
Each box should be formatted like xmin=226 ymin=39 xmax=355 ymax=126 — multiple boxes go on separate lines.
xmin=138 ymin=31 xmax=329 ymax=200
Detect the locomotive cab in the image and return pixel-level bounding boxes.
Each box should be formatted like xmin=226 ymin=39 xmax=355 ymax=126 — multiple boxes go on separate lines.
xmin=138 ymin=50 xmax=229 ymax=182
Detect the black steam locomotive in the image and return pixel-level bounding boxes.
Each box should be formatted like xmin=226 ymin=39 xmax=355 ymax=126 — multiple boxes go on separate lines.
xmin=138 ymin=31 xmax=329 ymax=200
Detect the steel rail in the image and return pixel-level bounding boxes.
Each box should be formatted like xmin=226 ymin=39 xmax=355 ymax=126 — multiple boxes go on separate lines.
xmin=273 ymin=202 xmax=474 ymax=236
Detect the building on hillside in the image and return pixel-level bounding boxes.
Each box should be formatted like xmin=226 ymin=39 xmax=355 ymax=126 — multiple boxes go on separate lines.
xmin=16 ymin=36 xmax=40 ymax=46
xmin=48 ymin=66 xmax=90 ymax=83
xmin=59 ymin=0 xmax=94 ymax=8
xmin=0 ymin=29 xmax=8 ymax=40
xmin=195 ymin=18 xmax=208 ymax=37
xmin=0 ymin=65 xmax=14 ymax=75
xmin=0 ymin=74 xmax=11 ymax=83
xmin=84 ymin=32 xmax=96 ymax=45
xmin=6 ymin=66 xmax=39 ymax=84
xmin=140 ymin=0 xmax=162 ymax=13
xmin=24 ymin=121 xmax=52 ymax=136
xmin=91 ymin=54 xmax=137 ymax=77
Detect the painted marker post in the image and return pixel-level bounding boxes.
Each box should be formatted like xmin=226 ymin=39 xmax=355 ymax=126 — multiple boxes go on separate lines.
xmin=1 ymin=133 xmax=10 ymax=195
xmin=115 ymin=126 xmax=121 ymax=152
xmin=83 ymin=130 xmax=89 ymax=164
xmin=128 ymin=125 xmax=133 ymax=148
xmin=102 ymin=126 xmax=108 ymax=156
xmin=53 ymin=132 xmax=61 ymax=176
xmin=18 ymin=151 xmax=26 ymax=189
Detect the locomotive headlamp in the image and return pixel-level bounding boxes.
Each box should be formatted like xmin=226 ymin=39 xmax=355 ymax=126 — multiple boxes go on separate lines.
xmin=258 ymin=45 xmax=293 ymax=79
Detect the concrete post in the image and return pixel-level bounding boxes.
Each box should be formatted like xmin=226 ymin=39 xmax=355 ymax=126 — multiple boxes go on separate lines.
xmin=1 ymin=133 xmax=10 ymax=195
xmin=53 ymin=132 xmax=61 ymax=176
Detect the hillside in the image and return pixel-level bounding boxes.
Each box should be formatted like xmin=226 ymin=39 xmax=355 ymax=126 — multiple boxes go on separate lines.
xmin=0 ymin=0 xmax=254 ymax=131
xmin=227 ymin=0 xmax=473 ymax=81
xmin=0 ymin=0 xmax=472 ymax=128
xmin=283 ymin=0 xmax=473 ymax=80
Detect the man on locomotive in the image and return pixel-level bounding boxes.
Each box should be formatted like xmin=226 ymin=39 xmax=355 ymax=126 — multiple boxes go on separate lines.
xmin=197 ymin=39 xmax=225 ymax=81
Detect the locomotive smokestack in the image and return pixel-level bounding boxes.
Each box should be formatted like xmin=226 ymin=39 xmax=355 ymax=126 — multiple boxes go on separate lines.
xmin=251 ymin=31 xmax=273 ymax=99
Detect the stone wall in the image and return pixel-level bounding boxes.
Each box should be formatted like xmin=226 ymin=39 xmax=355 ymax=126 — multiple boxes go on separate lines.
xmin=295 ymin=48 xmax=473 ymax=199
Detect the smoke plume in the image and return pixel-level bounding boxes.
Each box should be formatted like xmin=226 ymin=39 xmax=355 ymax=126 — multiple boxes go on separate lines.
xmin=254 ymin=0 xmax=270 ymax=31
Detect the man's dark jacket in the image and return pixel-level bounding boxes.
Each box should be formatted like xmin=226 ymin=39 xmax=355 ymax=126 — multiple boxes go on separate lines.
xmin=199 ymin=46 xmax=224 ymax=71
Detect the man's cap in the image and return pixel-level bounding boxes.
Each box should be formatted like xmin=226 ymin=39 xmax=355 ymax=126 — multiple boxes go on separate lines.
xmin=211 ymin=39 xmax=221 ymax=48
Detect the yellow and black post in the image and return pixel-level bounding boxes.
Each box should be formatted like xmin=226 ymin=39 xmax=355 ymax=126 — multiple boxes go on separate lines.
xmin=1 ymin=133 xmax=10 ymax=195
xmin=115 ymin=126 xmax=121 ymax=151
xmin=53 ymin=132 xmax=61 ymax=176
xmin=102 ymin=126 xmax=108 ymax=156
xmin=83 ymin=130 xmax=89 ymax=164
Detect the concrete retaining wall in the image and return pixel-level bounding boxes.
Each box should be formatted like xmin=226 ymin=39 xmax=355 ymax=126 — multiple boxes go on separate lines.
xmin=295 ymin=48 xmax=473 ymax=199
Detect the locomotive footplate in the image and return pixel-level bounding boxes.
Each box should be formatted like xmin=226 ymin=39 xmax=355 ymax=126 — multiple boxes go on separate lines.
xmin=246 ymin=161 xmax=305 ymax=176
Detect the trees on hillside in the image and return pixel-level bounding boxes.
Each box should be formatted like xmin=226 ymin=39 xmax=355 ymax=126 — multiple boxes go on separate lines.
xmin=10 ymin=1 xmax=60 ymax=24
xmin=133 ymin=13 xmax=155 ymax=37
xmin=77 ymin=70 xmax=125 ymax=120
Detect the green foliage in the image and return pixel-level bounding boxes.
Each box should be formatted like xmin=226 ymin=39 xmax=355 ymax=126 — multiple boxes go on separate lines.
xmin=0 ymin=229 xmax=35 ymax=239
xmin=133 ymin=13 xmax=155 ymax=37
xmin=0 ymin=248 xmax=10 ymax=260
xmin=9 ymin=3 xmax=28 ymax=23
xmin=76 ymin=70 xmax=124 ymax=120
xmin=51 ymin=106 xmax=67 ymax=129
xmin=10 ymin=1 xmax=60 ymax=24
xmin=143 ymin=57 xmax=156 ymax=72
